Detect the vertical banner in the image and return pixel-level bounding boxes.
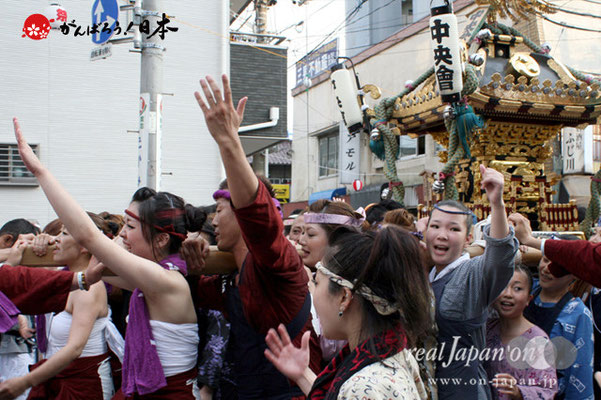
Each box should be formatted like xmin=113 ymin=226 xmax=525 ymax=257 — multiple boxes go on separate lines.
xmin=339 ymin=122 xmax=360 ymax=184
xmin=138 ymin=93 xmax=150 ymax=188
xmin=563 ymin=126 xmax=593 ymax=174
xmin=429 ymin=4 xmax=463 ymax=103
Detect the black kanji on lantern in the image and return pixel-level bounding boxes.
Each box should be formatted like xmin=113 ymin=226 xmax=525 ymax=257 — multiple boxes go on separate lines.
xmin=430 ymin=19 xmax=450 ymax=44
xmin=434 ymin=45 xmax=453 ymax=66
xmin=436 ymin=65 xmax=454 ymax=90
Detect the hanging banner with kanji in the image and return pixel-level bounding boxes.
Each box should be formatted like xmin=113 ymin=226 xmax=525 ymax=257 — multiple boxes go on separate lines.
xmin=429 ymin=3 xmax=463 ymax=103
xmin=339 ymin=122 xmax=360 ymax=184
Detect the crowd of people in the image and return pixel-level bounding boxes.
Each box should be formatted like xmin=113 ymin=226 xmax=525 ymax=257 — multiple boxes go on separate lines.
xmin=0 ymin=74 xmax=598 ymax=399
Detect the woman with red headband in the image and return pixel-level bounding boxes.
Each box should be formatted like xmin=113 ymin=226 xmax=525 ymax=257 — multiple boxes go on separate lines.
xmin=11 ymin=118 xmax=206 ymax=399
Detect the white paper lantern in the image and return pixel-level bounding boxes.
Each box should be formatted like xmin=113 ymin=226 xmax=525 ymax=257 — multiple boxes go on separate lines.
xmin=429 ymin=1 xmax=463 ymax=103
xmin=44 ymin=2 xmax=67 ymax=29
xmin=330 ymin=64 xmax=363 ymax=134
xmin=353 ymin=179 xmax=364 ymax=191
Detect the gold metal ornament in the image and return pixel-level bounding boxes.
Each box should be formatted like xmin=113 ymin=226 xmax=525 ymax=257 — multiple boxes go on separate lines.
xmin=508 ymin=53 xmax=540 ymax=79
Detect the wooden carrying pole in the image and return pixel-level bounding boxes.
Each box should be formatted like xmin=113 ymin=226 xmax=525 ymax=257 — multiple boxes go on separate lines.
xmin=21 ymin=243 xmax=544 ymax=274
xmin=21 ymin=245 xmax=238 ymax=276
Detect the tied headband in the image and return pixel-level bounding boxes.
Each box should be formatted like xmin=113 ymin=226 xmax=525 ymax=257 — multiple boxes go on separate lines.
xmin=213 ymin=190 xmax=231 ymax=201
xmin=433 ymin=203 xmax=478 ymax=225
xmin=316 ymin=261 xmax=400 ymax=316
xmin=304 ymin=207 xmax=365 ymax=228
xmin=124 ymin=209 xmax=187 ymax=240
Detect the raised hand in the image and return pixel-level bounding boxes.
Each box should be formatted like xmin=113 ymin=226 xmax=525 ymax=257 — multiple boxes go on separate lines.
xmin=84 ymin=255 xmax=106 ymax=287
xmin=194 ymin=74 xmax=247 ymax=148
xmin=13 ymin=118 xmax=44 ymax=176
xmin=5 ymin=237 xmax=28 ymax=266
xmin=480 ymin=164 xmax=505 ymax=206
xmin=181 ymin=232 xmax=210 ymax=274
xmin=264 ymin=324 xmax=311 ymax=383
xmin=508 ymin=213 xmax=534 ymax=246
xmin=32 ymin=233 xmax=55 ymax=257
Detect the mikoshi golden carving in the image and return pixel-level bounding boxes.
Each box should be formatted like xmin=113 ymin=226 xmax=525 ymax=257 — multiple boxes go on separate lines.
xmin=359 ymin=6 xmax=599 ymax=231
xmin=508 ymin=53 xmax=540 ymax=79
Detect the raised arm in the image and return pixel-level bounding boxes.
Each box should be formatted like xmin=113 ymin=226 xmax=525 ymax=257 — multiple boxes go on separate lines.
xmin=13 ymin=118 xmax=179 ymax=296
xmin=480 ymin=164 xmax=509 ymax=239
xmin=476 ymin=165 xmax=517 ymax=307
xmin=194 ymin=75 xmax=258 ymax=208
xmin=507 ymin=213 xmax=542 ymax=249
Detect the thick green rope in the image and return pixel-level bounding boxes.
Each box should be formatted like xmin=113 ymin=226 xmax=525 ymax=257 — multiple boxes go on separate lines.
xmin=371 ymin=67 xmax=435 ymax=205
xmin=580 ymin=172 xmax=601 ymax=238
xmin=439 ymin=64 xmax=483 ymax=200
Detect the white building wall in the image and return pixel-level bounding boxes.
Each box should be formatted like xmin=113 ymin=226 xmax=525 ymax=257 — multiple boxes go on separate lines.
xmin=1 ymin=1 xmax=227 ymax=227
xmin=291 ymin=3 xmax=481 ymax=202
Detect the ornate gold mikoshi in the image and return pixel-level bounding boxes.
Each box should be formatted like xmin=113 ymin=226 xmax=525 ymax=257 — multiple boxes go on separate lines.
xmin=507 ymin=53 xmax=540 ymax=79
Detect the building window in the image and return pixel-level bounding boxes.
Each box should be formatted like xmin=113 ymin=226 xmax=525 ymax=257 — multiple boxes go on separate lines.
xmin=594 ymin=132 xmax=601 ymax=162
xmin=319 ymin=133 xmax=338 ymax=177
xmin=0 ymin=144 xmax=39 ymax=185
xmin=399 ymin=135 xmax=426 ymax=158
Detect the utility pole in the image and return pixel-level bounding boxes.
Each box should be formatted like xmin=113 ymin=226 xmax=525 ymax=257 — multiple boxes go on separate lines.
xmin=254 ymin=0 xmax=269 ymax=42
xmin=140 ymin=0 xmax=163 ymax=190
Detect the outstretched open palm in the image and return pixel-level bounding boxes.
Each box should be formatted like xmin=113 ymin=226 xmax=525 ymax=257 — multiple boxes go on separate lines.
xmin=194 ymin=74 xmax=247 ymax=148
xmin=13 ymin=118 xmax=44 ymax=175
xmin=264 ymin=324 xmax=311 ymax=382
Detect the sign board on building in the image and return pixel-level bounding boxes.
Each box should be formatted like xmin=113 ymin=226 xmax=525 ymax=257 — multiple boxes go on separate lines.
xmin=562 ymin=126 xmax=593 ymax=174
xmin=295 ymin=39 xmax=338 ymax=87
xmin=90 ymin=43 xmax=112 ymax=61
xmin=91 ymin=0 xmax=119 ymax=44
xmin=339 ymin=122 xmax=360 ymax=184
xmin=272 ymin=184 xmax=290 ymax=203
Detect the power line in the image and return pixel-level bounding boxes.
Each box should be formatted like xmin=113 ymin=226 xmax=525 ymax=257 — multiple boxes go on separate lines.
xmin=301 ymin=0 xmax=368 ymax=62
xmin=537 ymin=11 xmax=601 ymax=33
xmin=555 ymin=6 xmax=601 ymax=19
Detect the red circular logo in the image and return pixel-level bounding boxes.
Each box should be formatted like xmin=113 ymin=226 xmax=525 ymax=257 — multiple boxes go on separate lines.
xmin=22 ymin=14 xmax=51 ymax=40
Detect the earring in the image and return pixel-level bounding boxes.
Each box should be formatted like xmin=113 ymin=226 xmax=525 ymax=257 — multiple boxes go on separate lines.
xmin=338 ymin=310 xmax=344 ymax=317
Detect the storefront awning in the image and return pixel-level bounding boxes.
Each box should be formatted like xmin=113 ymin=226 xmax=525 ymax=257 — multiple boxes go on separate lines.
xmin=308 ymin=187 xmax=347 ymax=205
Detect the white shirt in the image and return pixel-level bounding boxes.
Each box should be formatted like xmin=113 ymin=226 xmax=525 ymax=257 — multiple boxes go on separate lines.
xmin=429 ymin=253 xmax=470 ymax=283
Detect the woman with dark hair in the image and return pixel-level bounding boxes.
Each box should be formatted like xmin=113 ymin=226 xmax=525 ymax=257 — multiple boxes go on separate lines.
xmin=299 ymin=199 xmax=367 ymax=273
xmin=0 ymin=213 xmax=118 ymax=400
xmin=264 ymin=225 xmax=432 ymax=399
xmin=298 ymin=199 xmax=367 ymax=363
xmin=12 ymin=118 xmax=206 ymax=399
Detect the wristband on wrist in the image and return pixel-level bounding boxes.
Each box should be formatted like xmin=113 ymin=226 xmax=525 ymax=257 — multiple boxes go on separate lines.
xmin=77 ymin=271 xmax=89 ymax=291
xmin=540 ymin=238 xmax=546 ymax=258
